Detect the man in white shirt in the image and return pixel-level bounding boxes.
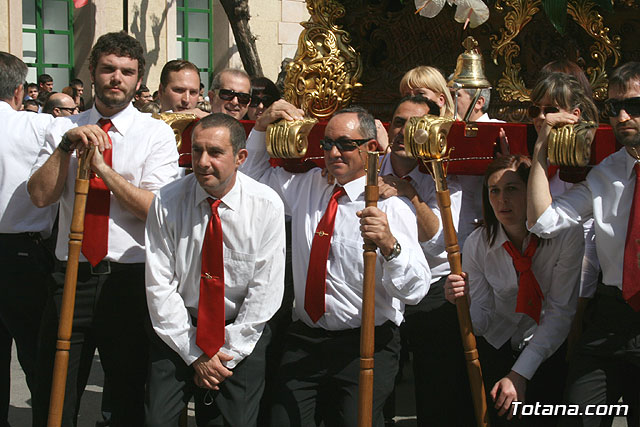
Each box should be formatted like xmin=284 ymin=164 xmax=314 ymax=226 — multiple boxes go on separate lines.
xmin=527 ymin=62 xmax=640 ymax=427
xmin=378 ymin=95 xmax=473 ymax=425
xmin=0 ymin=51 xmax=56 ymax=427
xmin=28 ymin=32 xmax=180 ymax=426
xmin=144 ymin=113 xmax=285 ymax=426
xmin=240 ymin=101 xmax=431 ymax=426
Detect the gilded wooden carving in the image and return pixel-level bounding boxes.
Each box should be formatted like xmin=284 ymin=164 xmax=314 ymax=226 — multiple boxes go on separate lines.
xmin=490 ymin=0 xmax=621 ymax=106
xmin=283 ymin=0 xmax=363 ymax=118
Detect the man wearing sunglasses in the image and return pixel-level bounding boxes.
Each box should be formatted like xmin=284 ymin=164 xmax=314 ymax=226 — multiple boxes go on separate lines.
xmin=240 ymin=99 xmax=430 ymax=427
xmin=42 ymin=92 xmax=79 ymax=117
xmin=208 ymin=68 xmax=252 ymax=120
xmin=528 ymin=62 xmax=640 ymax=427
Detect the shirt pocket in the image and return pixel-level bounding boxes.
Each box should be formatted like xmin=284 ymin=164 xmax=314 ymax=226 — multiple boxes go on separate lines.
xmin=223 ymin=249 xmax=256 ymax=295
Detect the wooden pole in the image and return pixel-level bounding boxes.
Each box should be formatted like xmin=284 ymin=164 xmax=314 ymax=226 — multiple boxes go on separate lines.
xmin=358 ymin=151 xmax=379 ymax=427
xmin=47 ymin=147 xmax=94 ymax=427
xmin=431 ymin=159 xmax=490 ymax=427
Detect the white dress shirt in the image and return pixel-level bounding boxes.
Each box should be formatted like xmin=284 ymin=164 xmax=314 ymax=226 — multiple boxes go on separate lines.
xmin=240 ymin=129 xmax=431 ymax=330
xmin=145 ymin=172 xmax=285 ymax=368
xmin=530 ymin=147 xmax=638 ymax=290
xmin=0 ymin=101 xmax=56 ymax=235
xmin=463 ymin=225 xmax=583 ymax=379
xmin=379 ymin=155 xmax=462 ymax=283
xmin=31 ymin=103 xmax=180 ymax=263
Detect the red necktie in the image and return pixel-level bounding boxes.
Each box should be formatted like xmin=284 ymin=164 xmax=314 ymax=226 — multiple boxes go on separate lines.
xmin=82 ymin=118 xmax=113 ymax=266
xmin=197 ymin=198 xmax=225 ymax=358
xmin=304 ymin=186 xmax=346 ymax=323
xmin=503 ymin=235 xmax=544 ymax=324
xmin=623 ymin=163 xmax=640 ymax=311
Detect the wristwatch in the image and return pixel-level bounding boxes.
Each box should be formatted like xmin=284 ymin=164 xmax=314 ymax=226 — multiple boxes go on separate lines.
xmin=57 ymin=135 xmax=73 ymax=154
xmin=383 ymin=239 xmax=401 ymax=262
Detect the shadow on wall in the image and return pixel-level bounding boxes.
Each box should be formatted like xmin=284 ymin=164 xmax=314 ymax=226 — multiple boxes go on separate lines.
xmin=130 ymin=0 xmax=174 ymax=87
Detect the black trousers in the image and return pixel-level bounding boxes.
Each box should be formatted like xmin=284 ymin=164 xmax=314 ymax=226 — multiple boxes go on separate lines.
xmin=269 ymin=320 xmax=401 ymax=427
xmin=403 ymin=276 xmax=475 ymax=427
xmin=0 ymin=233 xmax=52 ymax=426
xmin=560 ymin=285 xmax=640 ymax=427
xmin=32 ymin=261 xmax=149 ymax=427
xmin=145 ymin=325 xmax=271 ymax=427
xmin=477 ymin=337 xmax=568 ymax=427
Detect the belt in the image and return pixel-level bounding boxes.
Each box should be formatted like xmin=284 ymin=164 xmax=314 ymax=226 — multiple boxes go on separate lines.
xmin=0 ymin=232 xmax=43 ymax=243
xmin=61 ymin=260 xmax=137 ymax=276
xmin=596 ymin=283 xmax=624 ymax=301
xmin=293 ymin=320 xmax=396 ymax=338
xmin=191 ymin=315 xmax=236 ymax=327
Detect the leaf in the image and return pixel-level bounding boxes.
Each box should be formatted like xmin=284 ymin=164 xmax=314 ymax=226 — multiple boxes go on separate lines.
xmin=542 ymin=0 xmax=568 ymax=34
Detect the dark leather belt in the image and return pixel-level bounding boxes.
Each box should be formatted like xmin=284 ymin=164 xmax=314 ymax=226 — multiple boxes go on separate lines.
xmin=61 ymin=260 xmax=136 ymax=276
xmin=0 ymin=232 xmax=43 ymax=243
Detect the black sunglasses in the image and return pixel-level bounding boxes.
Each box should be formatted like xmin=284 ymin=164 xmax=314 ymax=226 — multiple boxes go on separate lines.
xmin=527 ymin=105 xmax=560 ymax=119
xmin=249 ymin=95 xmax=276 ymax=108
xmin=217 ymin=89 xmax=251 ymax=106
xmin=58 ymin=106 xmax=78 ymax=113
xmin=604 ymin=97 xmax=640 ymax=118
xmin=319 ymin=137 xmax=370 ymax=151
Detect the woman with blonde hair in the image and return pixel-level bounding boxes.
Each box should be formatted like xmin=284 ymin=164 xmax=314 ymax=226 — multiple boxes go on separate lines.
xmin=399 ymin=65 xmax=455 ymax=118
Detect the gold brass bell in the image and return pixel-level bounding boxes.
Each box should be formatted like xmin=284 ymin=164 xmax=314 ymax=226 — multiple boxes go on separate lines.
xmin=448 ymin=36 xmax=491 ymax=121
xmin=448 ymin=36 xmax=491 ymax=90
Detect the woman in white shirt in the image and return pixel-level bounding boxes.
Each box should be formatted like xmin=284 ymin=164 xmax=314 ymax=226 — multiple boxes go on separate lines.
xmin=445 ymin=155 xmax=583 ymax=425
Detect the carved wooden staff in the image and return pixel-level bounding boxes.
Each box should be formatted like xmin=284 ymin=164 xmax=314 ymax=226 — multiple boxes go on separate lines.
xmin=358 ymin=151 xmax=380 ymax=427
xmin=47 ymin=146 xmax=95 ymax=427
xmin=407 ymin=117 xmax=490 ymax=427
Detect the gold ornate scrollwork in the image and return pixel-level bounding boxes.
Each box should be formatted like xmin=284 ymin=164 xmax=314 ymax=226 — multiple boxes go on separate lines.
xmin=266 ymin=117 xmax=318 ymax=158
xmin=283 ymin=0 xmax=363 ymax=118
xmin=403 ymin=115 xmax=456 ymax=160
xmin=153 ymin=112 xmax=198 ymax=151
xmin=490 ymin=0 xmax=541 ymax=103
xmin=490 ymin=0 xmax=621 ymax=103
xmin=568 ymin=0 xmax=621 ymax=101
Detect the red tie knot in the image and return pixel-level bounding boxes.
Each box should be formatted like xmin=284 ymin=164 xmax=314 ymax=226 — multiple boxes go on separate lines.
xmin=98 ymin=118 xmax=113 ymax=133
xmin=207 ymin=197 xmax=222 ymax=212
xmin=513 ymin=257 xmax=532 ymax=273
xmin=333 ymin=186 xmax=346 ymax=198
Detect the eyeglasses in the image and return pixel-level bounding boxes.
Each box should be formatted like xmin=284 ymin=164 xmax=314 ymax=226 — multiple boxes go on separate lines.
xmin=217 ymin=89 xmax=251 ymax=106
xmin=58 ymin=106 xmax=79 ymax=113
xmin=249 ymin=95 xmax=276 ymax=108
xmin=527 ymin=105 xmax=560 ymax=119
xmin=604 ymin=97 xmax=640 ymax=118
xmin=319 ymin=137 xmax=371 ymax=151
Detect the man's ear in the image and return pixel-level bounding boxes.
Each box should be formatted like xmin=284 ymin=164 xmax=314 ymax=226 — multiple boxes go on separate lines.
xmin=13 ymin=84 xmax=24 ymax=108
xmin=475 ymin=96 xmax=486 ymax=113
xmin=235 ymin=148 xmax=248 ymax=167
xmin=572 ymin=107 xmax=582 ymax=120
xmin=365 ymin=139 xmax=379 ymax=152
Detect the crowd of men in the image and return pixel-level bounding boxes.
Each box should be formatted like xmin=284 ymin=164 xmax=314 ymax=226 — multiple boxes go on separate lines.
xmin=1 ymin=29 xmax=639 ymax=427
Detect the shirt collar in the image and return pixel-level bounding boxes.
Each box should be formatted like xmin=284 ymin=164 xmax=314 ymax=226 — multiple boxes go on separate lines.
xmin=0 ymin=101 xmax=13 ymax=112
xmin=340 ymin=175 xmax=366 ymax=202
xmin=623 ymin=147 xmax=640 ymax=180
xmin=489 ymin=224 xmax=534 ymax=253
xmin=88 ymin=102 xmax=137 ymax=136
xmin=379 ymin=154 xmax=421 ymax=181
xmin=194 ymin=173 xmax=241 ymax=212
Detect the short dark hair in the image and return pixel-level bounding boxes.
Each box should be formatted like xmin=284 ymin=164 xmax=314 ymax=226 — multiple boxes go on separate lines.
xmin=0 ymin=52 xmax=28 ymax=100
xmin=192 ymin=113 xmax=246 ymax=155
xmin=27 ymin=82 xmax=38 ymax=90
xmin=38 ymin=73 xmax=53 ymax=85
xmin=331 ymin=105 xmax=377 ymax=140
xmin=160 ymin=59 xmax=200 ymax=87
xmin=609 ymin=62 xmax=640 ymax=94
xmin=136 ymin=85 xmax=150 ymax=96
xmin=69 ymin=78 xmax=84 ymax=88
xmin=481 ymin=155 xmax=531 ymax=246
xmin=394 ymin=95 xmax=441 ymax=118
xmin=89 ymin=31 xmax=145 ymax=81
xmin=250 ymin=76 xmax=281 ymax=100
xmin=23 ymin=99 xmax=39 ymax=110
